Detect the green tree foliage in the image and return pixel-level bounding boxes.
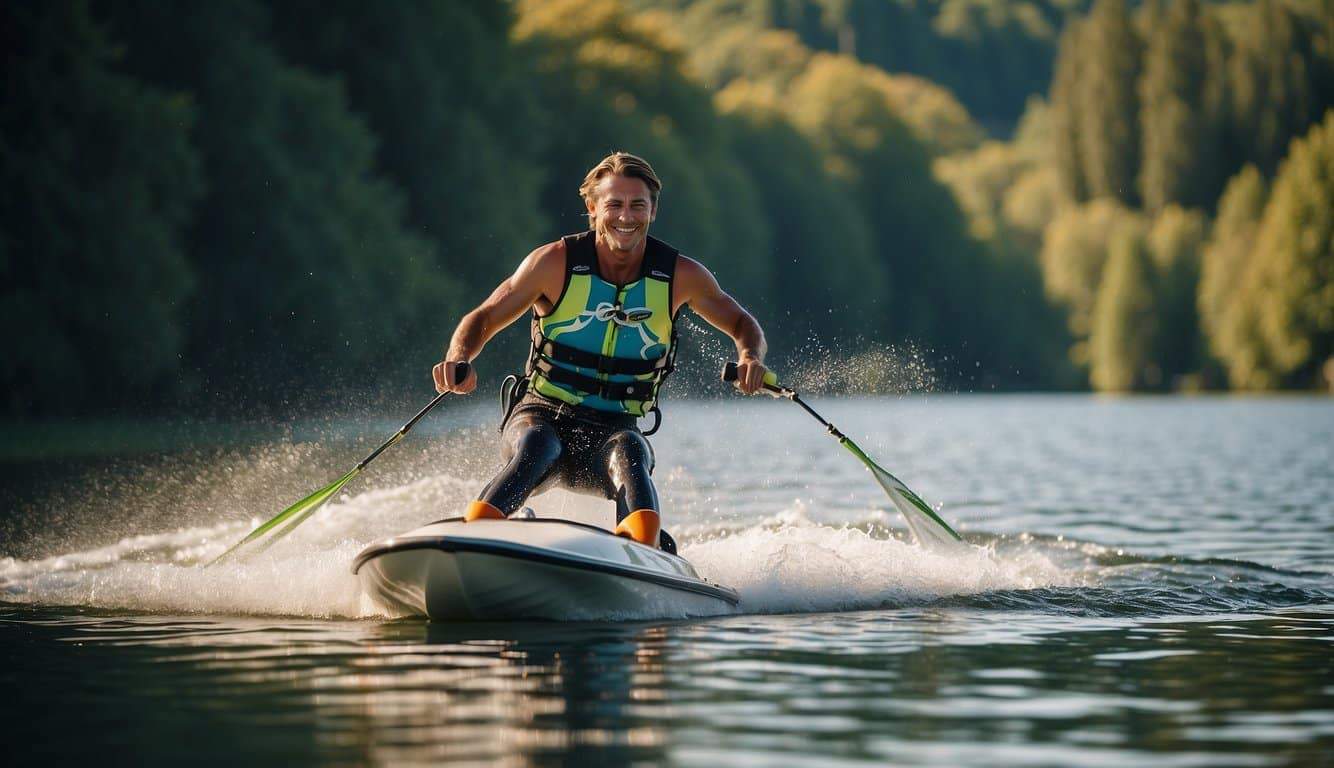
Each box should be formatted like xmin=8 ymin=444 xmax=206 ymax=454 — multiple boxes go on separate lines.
xmin=0 ymin=1 xmax=201 ymax=417
xmin=637 ymin=0 xmax=1073 ymax=131
xmin=1199 ymin=166 xmax=1271 ymax=388
xmin=1227 ymin=0 xmax=1330 ymax=177
xmin=675 ymin=13 xmax=815 ymax=91
xmin=1202 ymin=114 xmax=1334 ymax=390
xmin=783 ymin=53 xmax=980 ymax=345
xmin=873 ymin=74 xmax=987 ymax=157
xmin=1138 ymin=0 xmax=1228 ymax=213
xmin=1248 ymin=110 xmax=1334 ymax=386
xmin=1146 ymin=205 xmax=1208 ymax=386
xmin=716 ymin=96 xmax=876 ymax=341
xmin=1073 ymin=0 xmax=1142 ymax=205
xmin=936 ymin=98 xmax=1061 ymax=248
xmin=936 ymin=142 xmax=1034 ymax=244
xmin=1049 ymin=20 xmax=1089 ymax=202
xmin=1089 ymin=227 xmax=1158 ymax=391
xmin=269 ymin=0 xmax=547 ymax=290
xmin=95 ymin=0 xmax=443 ymax=396
xmin=1040 ymin=199 xmax=1147 ymax=347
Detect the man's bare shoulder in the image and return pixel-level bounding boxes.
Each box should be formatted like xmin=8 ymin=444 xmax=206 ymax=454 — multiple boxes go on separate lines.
xmin=513 ymin=239 xmax=566 ymax=282
xmin=526 ymin=239 xmax=566 ymax=269
xmin=674 ymin=254 xmax=720 ymax=289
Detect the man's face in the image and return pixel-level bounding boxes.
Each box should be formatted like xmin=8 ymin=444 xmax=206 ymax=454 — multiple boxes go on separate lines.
xmin=588 ymin=174 xmax=655 ymax=253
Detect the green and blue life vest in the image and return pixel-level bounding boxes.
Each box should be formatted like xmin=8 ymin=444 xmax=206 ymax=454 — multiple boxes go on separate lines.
xmin=526 ymin=231 xmax=679 ymax=417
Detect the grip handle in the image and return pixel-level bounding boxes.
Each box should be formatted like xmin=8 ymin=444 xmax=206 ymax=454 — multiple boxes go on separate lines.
xmin=453 ymin=361 xmax=471 ymax=386
xmin=720 ymin=362 xmax=785 ymax=394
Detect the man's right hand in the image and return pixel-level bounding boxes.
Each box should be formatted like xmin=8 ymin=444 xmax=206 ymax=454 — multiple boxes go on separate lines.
xmin=433 ymin=360 xmax=477 ymax=394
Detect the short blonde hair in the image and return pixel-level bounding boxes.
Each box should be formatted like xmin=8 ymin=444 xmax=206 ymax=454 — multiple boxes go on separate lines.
xmin=579 ymin=152 xmax=662 ymax=211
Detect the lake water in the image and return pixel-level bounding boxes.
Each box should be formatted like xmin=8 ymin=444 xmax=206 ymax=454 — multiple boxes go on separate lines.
xmin=3 ymin=395 xmax=1332 ymax=766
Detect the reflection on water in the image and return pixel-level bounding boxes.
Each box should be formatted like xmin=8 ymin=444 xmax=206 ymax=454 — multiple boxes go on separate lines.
xmin=5 ymin=606 xmax=1331 ymax=766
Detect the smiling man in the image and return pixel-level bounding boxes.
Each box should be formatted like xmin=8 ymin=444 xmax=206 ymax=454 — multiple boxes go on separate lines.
xmin=432 ymin=152 xmax=768 ymax=549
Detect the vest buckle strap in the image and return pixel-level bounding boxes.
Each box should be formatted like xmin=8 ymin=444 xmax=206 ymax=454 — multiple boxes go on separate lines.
xmin=532 ymin=358 xmax=659 ymax=403
xmin=532 ymin=330 xmax=665 ymax=376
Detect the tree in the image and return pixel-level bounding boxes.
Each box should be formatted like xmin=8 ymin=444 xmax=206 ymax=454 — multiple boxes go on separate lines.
xmin=1090 ymin=227 xmax=1158 ymax=391
xmin=1249 ymin=110 xmax=1334 ymax=387
xmin=872 ymin=74 xmax=985 ymax=157
xmin=0 ymin=1 xmax=201 ymax=417
xmin=1077 ymin=0 xmax=1142 ymax=205
xmin=783 ymin=53 xmax=981 ymax=346
xmin=95 ymin=0 xmax=445 ymax=399
xmin=1146 ymin=205 xmax=1208 ymax=386
xmin=1199 ymin=165 xmax=1272 ymax=389
xmin=1228 ymin=0 xmax=1327 ymax=177
xmin=1050 ymin=19 xmax=1090 ymax=202
xmin=718 ymin=97 xmax=874 ymax=342
xmin=1040 ymin=199 xmax=1147 ymax=355
xmin=269 ymin=0 xmax=548 ymax=290
xmin=1138 ymin=0 xmax=1228 ymax=213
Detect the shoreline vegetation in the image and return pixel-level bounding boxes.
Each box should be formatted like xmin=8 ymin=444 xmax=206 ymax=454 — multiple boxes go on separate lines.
xmin=4 ymin=0 xmax=1332 ymax=423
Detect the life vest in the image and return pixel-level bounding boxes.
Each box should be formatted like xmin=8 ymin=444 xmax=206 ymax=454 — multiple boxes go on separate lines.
xmin=525 ymin=230 xmax=679 ymax=418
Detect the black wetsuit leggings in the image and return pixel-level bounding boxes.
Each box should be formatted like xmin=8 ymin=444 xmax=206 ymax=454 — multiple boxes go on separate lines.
xmin=478 ymin=394 xmax=658 ymax=522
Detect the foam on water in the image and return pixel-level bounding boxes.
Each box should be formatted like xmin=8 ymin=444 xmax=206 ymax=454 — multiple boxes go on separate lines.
xmin=684 ymin=511 xmax=1078 ymax=615
xmin=0 ymin=473 xmax=1080 ymax=620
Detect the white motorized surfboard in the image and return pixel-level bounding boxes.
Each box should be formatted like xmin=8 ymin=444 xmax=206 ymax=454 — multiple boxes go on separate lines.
xmin=353 ymin=518 xmax=739 ymax=621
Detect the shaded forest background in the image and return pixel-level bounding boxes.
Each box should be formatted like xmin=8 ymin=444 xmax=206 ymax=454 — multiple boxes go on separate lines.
xmin=3 ymin=0 xmax=1332 ymax=420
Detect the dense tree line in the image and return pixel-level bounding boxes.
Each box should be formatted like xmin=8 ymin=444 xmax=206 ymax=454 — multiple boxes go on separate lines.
xmin=3 ymin=0 xmax=1068 ymax=419
xmin=943 ymin=0 xmax=1333 ymax=391
xmin=5 ymin=0 xmax=1329 ymax=421
xmin=634 ymin=0 xmax=1085 ymax=133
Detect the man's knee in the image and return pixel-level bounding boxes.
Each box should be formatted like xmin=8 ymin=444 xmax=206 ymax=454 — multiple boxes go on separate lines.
xmin=604 ymin=430 xmax=652 ymax=470
xmin=514 ymin=422 xmax=563 ymax=466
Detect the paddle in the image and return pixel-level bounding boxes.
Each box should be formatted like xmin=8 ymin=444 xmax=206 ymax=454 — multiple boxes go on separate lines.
xmin=722 ymin=362 xmax=964 ymax=549
xmin=204 ymin=363 xmax=471 ymax=567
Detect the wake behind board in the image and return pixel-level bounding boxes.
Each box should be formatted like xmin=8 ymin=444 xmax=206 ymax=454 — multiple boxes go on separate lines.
xmin=353 ymin=517 xmax=738 ymax=621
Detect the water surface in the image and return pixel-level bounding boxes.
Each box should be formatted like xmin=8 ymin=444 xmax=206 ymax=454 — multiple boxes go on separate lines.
xmin=3 ymin=395 xmax=1332 ymax=765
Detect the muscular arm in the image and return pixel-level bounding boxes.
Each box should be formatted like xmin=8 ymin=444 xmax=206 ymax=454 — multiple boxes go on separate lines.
xmin=675 ymin=256 xmax=769 ymax=394
xmin=432 ymin=241 xmax=565 ymax=394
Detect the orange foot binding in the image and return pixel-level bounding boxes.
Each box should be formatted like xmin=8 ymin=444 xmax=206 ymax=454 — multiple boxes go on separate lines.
xmin=465 ymin=499 xmax=505 ymax=522
xmin=614 ymin=509 xmax=661 ymax=548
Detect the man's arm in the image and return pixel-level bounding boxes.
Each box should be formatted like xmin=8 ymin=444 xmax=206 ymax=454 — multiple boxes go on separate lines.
xmin=675 ymin=256 xmax=769 ymax=394
xmin=432 ymin=241 xmax=565 ymax=394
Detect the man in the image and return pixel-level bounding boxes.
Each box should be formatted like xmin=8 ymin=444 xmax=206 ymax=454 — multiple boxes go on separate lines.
xmin=432 ymin=152 xmax=768 ymax=549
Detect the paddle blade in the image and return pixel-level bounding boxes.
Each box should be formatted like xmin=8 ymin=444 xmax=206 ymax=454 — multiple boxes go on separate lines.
xmin=204 ymin=467 xmax=360 ymax=567
xmin=839 ymin=437 xmax=964 ymax=549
